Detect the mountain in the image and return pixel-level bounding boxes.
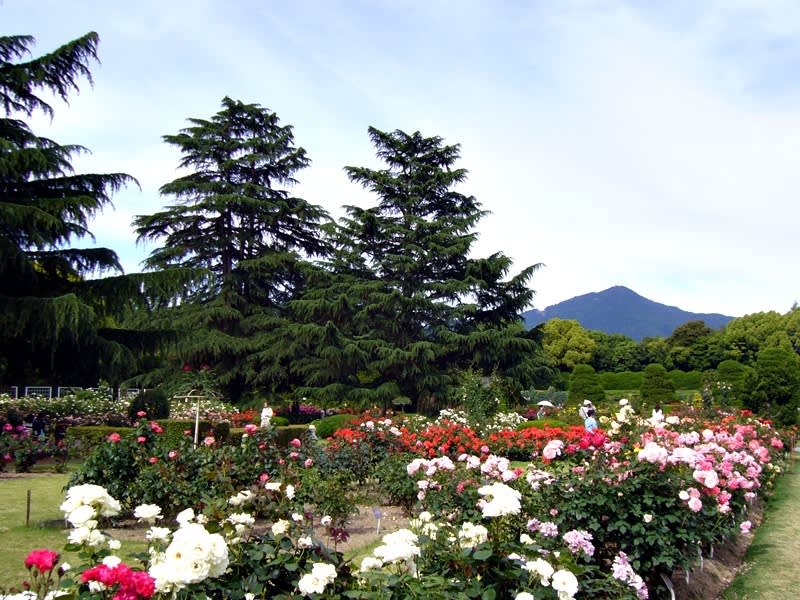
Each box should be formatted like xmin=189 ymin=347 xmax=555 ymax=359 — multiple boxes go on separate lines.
xmin=522 ymin=286 xmax=735 ymax=340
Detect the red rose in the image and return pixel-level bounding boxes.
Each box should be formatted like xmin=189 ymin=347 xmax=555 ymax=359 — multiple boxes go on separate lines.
xmin=182 ymin=364 xmax=192 ymax=372
xmin=25 ymin=549 xmax=59 ymax=573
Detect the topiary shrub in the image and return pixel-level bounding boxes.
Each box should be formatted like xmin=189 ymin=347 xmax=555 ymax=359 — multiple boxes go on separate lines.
xmin=274 ymin=425 xmax=310 ymax=447
xmin=271 ymin=415 xmax=290 ymax=427
xmin=311 ymin=414 xmax=359 ymax=439
xmin=128 ymin=388 xmax=170 ymax=422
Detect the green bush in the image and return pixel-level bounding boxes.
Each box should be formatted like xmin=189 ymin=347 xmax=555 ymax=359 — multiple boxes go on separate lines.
xmin=668 ymin=369 xmax=702 ymax=390
xmin=65 ymin=425 xmax=131 ymax=455
xmin=311 ymin=414 xmax=358 ymax=439
xmin=274 ymin=425 xmax=310 ymax=447
xmin=641 ymin=363 xmax=676 ymax=406
xmin=65 ymin=420 xmax=215 ymax=455
xmin=598 ymin=371 xmax=643 ymax=390
xmin=128 ymin=388 xmax=170 ymax=421
xmin=212 ymin=420 xmax=231 ymax=443
xmin=271 ymin=415 xmax=290 ymax=427
xmin=569 ymin=364 xmax=605 ymax=402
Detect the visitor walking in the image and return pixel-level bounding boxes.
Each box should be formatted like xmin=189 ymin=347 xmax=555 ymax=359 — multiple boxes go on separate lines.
xmin=584 ymin=408 xmax=598 ymax=432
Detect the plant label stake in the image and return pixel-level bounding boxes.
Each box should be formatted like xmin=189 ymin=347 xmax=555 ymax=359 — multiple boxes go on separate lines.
xmin=372 ymin=507 xmax=382 ymax=534
xmin=660 ymin=573 xmax=675 ymax=600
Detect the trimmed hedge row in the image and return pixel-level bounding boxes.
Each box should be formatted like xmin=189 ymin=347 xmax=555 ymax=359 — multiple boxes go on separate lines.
xmin=66 ymin=420 xmax=316 ymax=454
xmin=66 ymin=420 xmax=215 ymax=454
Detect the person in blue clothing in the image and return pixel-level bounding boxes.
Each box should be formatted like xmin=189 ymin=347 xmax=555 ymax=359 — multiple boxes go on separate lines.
xmin=584 ymin=408 xmax=598 ymax=432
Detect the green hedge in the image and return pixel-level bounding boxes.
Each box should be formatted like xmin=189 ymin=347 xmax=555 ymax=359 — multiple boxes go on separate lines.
xmin=275 ymin=425 xmax=309 ymax=446
xmin=64 ymin=425 xmax=126 ymax=455
xmin=598 ymin=371 xmax=643 ymax=390
xmin=311 ymin=414 xmax=359 ymax=439
xmin=226 ymin=425 xmax=310 ymax=447
xmin=65 ymin=419 xmax=215 ymax=454
xmin=668 ymin=369 xmax=703 ymax=390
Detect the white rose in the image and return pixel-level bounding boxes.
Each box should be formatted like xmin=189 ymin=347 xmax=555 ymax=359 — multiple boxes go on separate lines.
xmin=134 ymin=503 xmax=163 ymax=523
xmin=175 ymin=508 xmax=195 ymax=526
xmin=67 ymin=504 xmax=97 ymax=527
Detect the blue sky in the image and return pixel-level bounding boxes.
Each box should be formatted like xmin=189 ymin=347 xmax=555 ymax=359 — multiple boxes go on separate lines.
xmin=4 ymin=0 xmax=799 ymax=318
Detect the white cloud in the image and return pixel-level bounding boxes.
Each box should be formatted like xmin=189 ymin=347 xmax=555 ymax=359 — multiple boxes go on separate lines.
xmin=3 ymin=0 xmax=798 ymax=317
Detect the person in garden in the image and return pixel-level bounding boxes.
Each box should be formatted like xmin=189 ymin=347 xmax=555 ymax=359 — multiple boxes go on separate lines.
xmin=260 ymin=403 xmax=273 ymax=428
xmin=584 ymin=408 xmax=598 ymax=431
xmin=650 ymin=404 xmax=664 ymax=423
xmin=578 ymin=399 xmax=595 ymax=420
xmin=32 ymin=412 xmax=47 ymax=440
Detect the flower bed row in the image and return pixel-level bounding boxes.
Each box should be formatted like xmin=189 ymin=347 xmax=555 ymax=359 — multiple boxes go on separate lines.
xmin=3 ymin=403 xmax=790 ymax=599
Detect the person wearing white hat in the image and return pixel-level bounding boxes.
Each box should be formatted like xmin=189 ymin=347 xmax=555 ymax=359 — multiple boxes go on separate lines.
xmin=578 ymin=399 xmax=595 ymax=420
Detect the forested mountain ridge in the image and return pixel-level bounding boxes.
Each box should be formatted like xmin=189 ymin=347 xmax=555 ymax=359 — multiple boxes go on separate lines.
xmin=522 ymin=286 xmax=734 ymax=340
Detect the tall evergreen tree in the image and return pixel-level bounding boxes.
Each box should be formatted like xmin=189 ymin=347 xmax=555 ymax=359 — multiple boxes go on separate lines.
xmin=134 ymin=98 xmax=330 ymax=401
xmin=0 ymin=32 xmax=147 ymax=386
xmin=288 ymin=127 xmax=541 ymax=412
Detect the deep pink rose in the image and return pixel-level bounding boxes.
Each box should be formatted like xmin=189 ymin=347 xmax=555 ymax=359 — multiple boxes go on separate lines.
xmin=25 ymin=549 xmax=59 ymax=573
xmin=137 ymin=411 xmax=147 ymax=417
xmin=289 ymin=438 xmax=302 ymax=448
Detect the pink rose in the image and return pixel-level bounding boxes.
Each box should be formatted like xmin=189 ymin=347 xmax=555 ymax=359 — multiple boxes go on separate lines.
xmin=289 ymin=438 xmax=302 ymax=448
xmin=203 ymin=436 xmax=215 ymax=446
xmin=244 ymin=424 xmax=258 ymax=434
xmin=304 ymin=458 xmax=314 ymax=468
xmin=149 ymin=456 xmax=158 ymax=464
xmin=259 ymin=473 xmax=269 ymax=482
xmin=25 ymin=549 xmax=59 ymax=573
xmin=137 ymin=410 xmax=147 ymax=417
xmin=688 ymin=497 xmax=703 ymax=512
xmin=740 ymin=520 xmax=752 ymax=533
xmin=107 ymin=432 xmax=121 ymax=443
xmin=137 ymin=436 xmax=146 ymax=443
xmin=289 ymin=451 xmax=299 ymax=459
xmin=168 ymin=450 xmax=178 ymax=459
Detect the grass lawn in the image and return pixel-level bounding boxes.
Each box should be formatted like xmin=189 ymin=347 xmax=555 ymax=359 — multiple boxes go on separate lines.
xmin=722 ymin=452 xmax=799 ymax=600
xmin=0 ymin=470 xmax=147 ymax=592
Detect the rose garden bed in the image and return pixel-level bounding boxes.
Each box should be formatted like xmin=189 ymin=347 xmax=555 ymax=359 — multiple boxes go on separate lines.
xmin=1 ymin=404 xmax=792 ymax=599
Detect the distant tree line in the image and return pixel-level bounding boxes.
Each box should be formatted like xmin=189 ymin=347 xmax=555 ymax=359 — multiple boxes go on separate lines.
xmin=540 ymin=314 xmax=800 ymax=425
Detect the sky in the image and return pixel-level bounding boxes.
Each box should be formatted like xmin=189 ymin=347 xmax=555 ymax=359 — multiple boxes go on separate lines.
xmin=4 ymin=0 xmax=800 ymax=318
